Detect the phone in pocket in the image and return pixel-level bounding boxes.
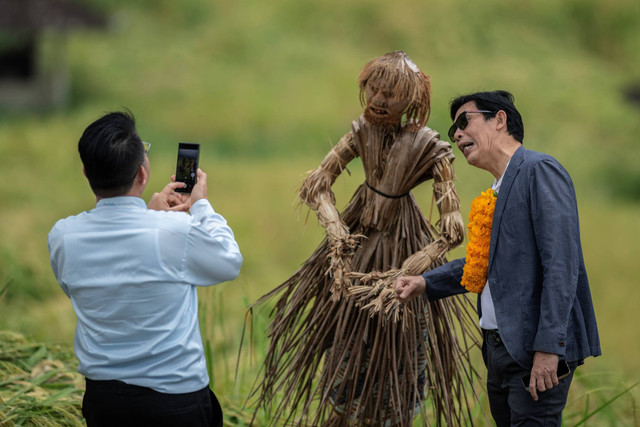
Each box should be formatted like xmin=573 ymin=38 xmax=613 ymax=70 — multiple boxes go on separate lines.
xmin=521 ymin=359 xmax=571 ymax=390
xmin=175 ymin=143 xmax=200 ymax=193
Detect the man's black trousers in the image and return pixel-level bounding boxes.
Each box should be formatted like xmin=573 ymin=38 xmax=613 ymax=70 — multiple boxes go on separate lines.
xmin=82 ymin=378 xmax=223 ymax=427
xmin=482 ymin=329 xmax=576 ymax=426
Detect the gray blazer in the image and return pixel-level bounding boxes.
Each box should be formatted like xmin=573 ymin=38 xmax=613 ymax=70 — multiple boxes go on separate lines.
xmin=423 ymin=146 xmax=601 ymax=368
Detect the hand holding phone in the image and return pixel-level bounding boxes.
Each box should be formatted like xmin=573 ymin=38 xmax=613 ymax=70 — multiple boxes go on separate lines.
xmin=175 ymin=143 xmax=200 ymax=193
xmin=189 ymin=168 xmax=208 ymax=204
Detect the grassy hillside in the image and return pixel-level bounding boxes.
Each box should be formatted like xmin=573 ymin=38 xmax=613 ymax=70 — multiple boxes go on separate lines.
xmin=1 ymin=0 xmax=640 ymax=424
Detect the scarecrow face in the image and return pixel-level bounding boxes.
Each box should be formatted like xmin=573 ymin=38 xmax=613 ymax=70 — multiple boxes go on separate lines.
xmin=363 ymin=79 xmax=409 ymax=126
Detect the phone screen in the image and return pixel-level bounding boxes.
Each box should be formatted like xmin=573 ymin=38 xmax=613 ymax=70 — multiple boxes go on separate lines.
xmin=521 ymin=360 xmax=571 ymax=390
xmin=175 ymin=143 xmax=200 ymax=193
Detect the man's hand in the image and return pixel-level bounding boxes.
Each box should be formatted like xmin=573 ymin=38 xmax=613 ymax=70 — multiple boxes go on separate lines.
xmin=527 ymin=351 xmax=560 ymax=401
xmin=394 ymin=275 xmax=426 ymax=304
xmin=189 ymin=168 xmax=208 ymax=204
xmin=148 ymin=181 xmax=190 ymax=212
xmin=160 ymin=168 xmax=209 ymax=211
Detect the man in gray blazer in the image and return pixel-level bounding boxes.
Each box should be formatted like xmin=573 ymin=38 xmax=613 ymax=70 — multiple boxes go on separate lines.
xmin=395 ymin=90 xmax=600 ymax=426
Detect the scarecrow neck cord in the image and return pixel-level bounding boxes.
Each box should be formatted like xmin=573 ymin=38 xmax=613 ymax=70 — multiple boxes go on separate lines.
xmin=365 ymin=181 xmax=410 ymax=199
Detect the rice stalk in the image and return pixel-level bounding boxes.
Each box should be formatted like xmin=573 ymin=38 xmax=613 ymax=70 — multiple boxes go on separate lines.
xmin=0 ymin=331 xmax=84 ymax=427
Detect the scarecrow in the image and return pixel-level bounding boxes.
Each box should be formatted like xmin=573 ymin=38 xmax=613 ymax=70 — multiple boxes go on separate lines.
xmin=251 ymin=51 xmax=479 ymax=426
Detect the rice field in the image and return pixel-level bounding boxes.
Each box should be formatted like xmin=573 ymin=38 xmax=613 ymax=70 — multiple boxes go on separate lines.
xmin=2 ymin=0 xmax=640 ymax=425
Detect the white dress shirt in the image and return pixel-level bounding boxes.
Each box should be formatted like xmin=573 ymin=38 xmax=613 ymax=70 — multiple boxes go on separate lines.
xmin=478 ymin=161 xmax=510 ymax=331
xmin=48 ymin=196 xmax=242 ymax=394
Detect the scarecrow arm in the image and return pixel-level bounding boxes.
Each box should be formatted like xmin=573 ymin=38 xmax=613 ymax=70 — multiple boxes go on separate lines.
xmin=401 ymin=158 xmax=465 ymax=275
xmin=299 ymin=132 xmax=357 ymax=241
xmin=299 ymin=132 xmax=359 ymax=292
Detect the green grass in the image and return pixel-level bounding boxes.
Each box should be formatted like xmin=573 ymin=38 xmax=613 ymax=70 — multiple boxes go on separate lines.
xmin=0 ymin=331 xmax=84 ymax=426
xmin=1 ymin=0 xmax=640 ymax=424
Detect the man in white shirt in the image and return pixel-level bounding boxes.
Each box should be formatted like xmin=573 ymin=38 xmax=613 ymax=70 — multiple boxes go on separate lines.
xmin=48 ymin=111 xmax=242 ymax=427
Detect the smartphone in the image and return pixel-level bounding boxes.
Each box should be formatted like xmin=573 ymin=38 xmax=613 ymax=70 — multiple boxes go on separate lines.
xmin=521 ymin=359 xmax=571 ymax=390
xmin=175 ymin=143 xmax=200 ymax=193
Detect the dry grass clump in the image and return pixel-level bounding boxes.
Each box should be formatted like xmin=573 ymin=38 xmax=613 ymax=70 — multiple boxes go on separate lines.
xmin=0 ymin=331 xmax=84 ymax=426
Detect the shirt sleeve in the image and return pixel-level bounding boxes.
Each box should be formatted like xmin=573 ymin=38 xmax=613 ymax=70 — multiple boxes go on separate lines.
xmin=47 ymin=221 xmax=70 ymax=297
xmin=181 ymin=199 xmax=243 ymax=286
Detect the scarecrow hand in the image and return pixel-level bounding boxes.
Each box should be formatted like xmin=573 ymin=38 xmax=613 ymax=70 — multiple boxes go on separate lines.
xmin=346 ymin=269 xmax=410 ymax=320
xmin=327 ymin=233 xmax=362 ymax=297
xmin=330 ymin=232 xmax=361 ymax=255
xmin=346 ymin=268 xmax=404 ymax=285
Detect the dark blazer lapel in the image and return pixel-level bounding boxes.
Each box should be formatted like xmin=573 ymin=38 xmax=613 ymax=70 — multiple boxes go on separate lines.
xmin=488 ymin=146 xmax=526 ymax=270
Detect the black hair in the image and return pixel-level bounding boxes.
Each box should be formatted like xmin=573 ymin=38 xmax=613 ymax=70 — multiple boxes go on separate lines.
xmin=78 ymin=110 xmax=145 ymax=197
xmin=449 ymin=90 xmax=524 ymax=143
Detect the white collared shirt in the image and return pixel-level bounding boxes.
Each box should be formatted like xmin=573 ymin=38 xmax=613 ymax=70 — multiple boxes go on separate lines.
xmin=478 ymin=161 xmax=510 ymax=330
xmin=48 ymin=196 xmax=242 ymax=393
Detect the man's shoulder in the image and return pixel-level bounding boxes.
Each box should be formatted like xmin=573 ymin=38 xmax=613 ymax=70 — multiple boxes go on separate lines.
xmin=520 ymin=147 xmax=564 ymax=167
xmin=49 ymin=210 xmax=89 ymax=235
xmin=516 ymin=148 xmax=569 ymax=178
xmin=511 ymin=148 xmax=576 ymax=200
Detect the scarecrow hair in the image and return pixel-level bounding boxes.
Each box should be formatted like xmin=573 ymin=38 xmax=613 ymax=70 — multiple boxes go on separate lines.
xmin=358 ymin=51 xmax=431 ymax=129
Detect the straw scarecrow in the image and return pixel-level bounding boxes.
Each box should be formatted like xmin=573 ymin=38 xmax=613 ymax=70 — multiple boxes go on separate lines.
xmin=251 ymin=51 xmax=479 ymax=426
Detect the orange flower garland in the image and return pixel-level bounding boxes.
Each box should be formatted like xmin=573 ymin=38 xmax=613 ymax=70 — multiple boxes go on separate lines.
xmin=460 ymin=189 xmax=497 ymax=293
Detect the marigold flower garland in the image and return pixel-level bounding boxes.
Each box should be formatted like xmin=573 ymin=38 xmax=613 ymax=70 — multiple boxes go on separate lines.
xmin=460 ymin=188 xmax=497 ymax=293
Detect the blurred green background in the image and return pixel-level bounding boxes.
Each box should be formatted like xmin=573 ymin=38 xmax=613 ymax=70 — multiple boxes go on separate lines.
xmin=1 ymin=0 xmax=639 ymax=424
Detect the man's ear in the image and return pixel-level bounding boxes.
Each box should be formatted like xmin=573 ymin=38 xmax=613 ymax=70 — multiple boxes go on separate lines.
xmin=495 ymin=110 xmax=508 ymax=131
xmin=137 ymin=164 xmax=148 ymax=188
xmin=82 ymin=167 xmax=87 ymax=178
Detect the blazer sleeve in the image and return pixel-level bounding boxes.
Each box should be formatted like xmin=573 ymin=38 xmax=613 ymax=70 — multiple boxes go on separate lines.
xmin=529 ymin=159 xmax=581 ymax=355
xmin=422 ymin=258 xmax=468 ymax=301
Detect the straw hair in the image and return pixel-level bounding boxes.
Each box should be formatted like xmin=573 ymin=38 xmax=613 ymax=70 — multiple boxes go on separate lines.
xmin=358 ymin=50 xmax=431 ymax=130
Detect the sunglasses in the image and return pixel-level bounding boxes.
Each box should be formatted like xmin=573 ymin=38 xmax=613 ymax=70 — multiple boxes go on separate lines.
xmin=447 ymin=110 xmax=496 ymax=142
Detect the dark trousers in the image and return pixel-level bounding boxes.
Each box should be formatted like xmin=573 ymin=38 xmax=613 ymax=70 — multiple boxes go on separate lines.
xmin=82 ymin=378 xmax=223 ymax=427
xmin=482 ymin=330 xmax=576 ymax=427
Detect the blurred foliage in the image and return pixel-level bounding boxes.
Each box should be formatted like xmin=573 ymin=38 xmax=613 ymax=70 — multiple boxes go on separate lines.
xmin=1 ymin=0 xmax=640 ymax=423
xmin=63 ymin=0 xmax=640 ymax=197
